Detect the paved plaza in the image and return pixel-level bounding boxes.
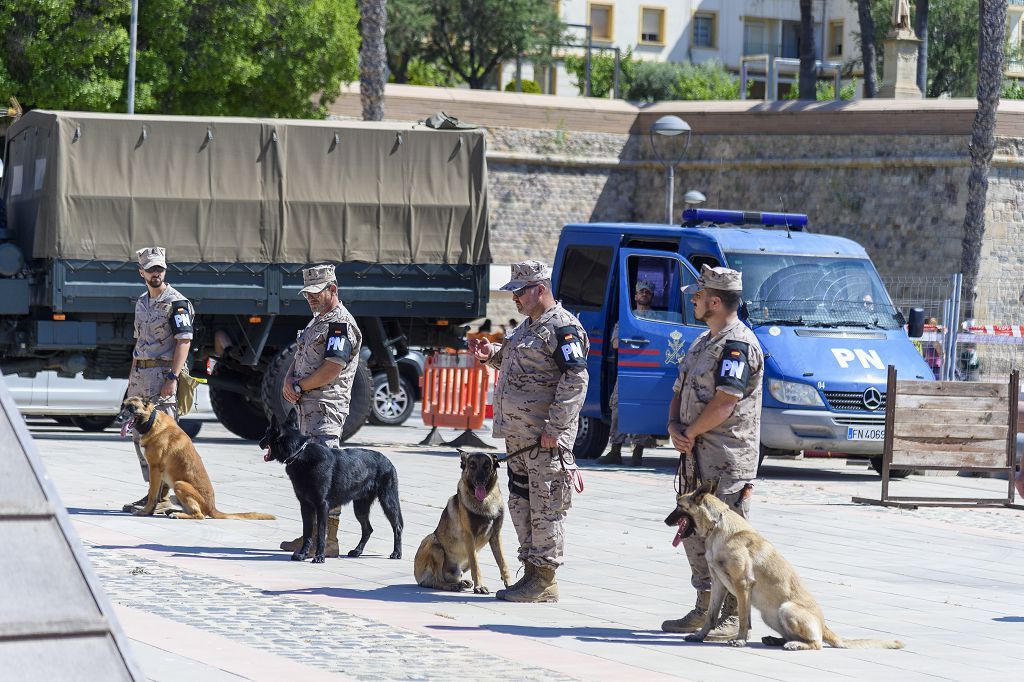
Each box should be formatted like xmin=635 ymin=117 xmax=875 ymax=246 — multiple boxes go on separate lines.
xmin=26 ymin=414 xmax=1024 ymax=681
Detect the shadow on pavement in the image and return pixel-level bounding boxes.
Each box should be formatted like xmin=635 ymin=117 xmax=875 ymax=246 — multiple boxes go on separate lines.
xmin=430 ymin=623 xmax=777 ymax=647
xmin=263 ymin=584 xmax=504 ymax=604
xmin=94 ymin=543 xmax=284 ymax=561
xmin=993 ymin=616 xmax=1024 ymax=622
xmin=67 ymin=507 xmax=132 ymax=516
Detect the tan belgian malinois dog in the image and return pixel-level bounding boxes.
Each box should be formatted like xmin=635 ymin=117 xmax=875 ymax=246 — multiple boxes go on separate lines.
xmin=119 ymin=397 xmax=275 ymax=521
xmin=414 ymin=451 xmax=511 ymax=594
xmin=665 ymin=480 xmax=904 ymax=651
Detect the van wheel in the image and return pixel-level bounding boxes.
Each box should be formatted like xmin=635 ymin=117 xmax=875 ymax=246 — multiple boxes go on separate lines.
xmin=261 ymin=343 xmax=372 ymax=443
xmin=210 ymin=364 xmax=267 ymax=440
xmin=573 ymin=416 xmax=610 ymax=460
xmin=71 ymin=415 xmax=116 ymax=432
xmin=869 ymin=456 xmax=913 ymax=479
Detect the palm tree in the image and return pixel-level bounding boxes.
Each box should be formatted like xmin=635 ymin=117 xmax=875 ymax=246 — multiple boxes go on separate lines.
xmin=915 ymin=0 xmax=929 ymax=97
xmin=798 ymin=0 xmax=817 ymax=100
xmin=961 ymin=0 xmax=1007 ymax=319
xmin=856 ymin=0 xmax=877 ymax=98
xmin=360 ymin=0 xmax=388 ymax=121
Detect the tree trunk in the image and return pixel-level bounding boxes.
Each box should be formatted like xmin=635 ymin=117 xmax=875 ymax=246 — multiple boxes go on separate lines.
xmin=360 ymin=0 xmax=388 ymax=121
xmin=856 ymin=0 xmax=878 ymax=98
xmin=915 ymin=0 xmax=929 ymax=97
xmin=798 ymin=0 xmax=817 ymax=100
xmin=960 ymin=0 xmax=1007 ymax=320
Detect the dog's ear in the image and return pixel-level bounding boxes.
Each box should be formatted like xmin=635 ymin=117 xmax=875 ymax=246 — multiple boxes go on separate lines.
xmin=490 ymin=453 xmax=500 ymax=469
xmin=459 ymin=450 xmax=467 ymax=469
xmin=694 ymin=480 xmax=716 ymax=504
xmin=270 ymin=413 xmax=279 ymax=430
xmin=284 ymin=409 xmax=298 ymax=428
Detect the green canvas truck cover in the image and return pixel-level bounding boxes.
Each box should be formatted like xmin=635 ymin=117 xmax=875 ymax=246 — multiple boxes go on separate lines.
xmin=3 ymin=110 xmax=490 ymax=265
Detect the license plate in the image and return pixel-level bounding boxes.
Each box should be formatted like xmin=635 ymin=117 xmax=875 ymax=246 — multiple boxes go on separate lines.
xmin=847 ymin=426 xmax=884 ymax=441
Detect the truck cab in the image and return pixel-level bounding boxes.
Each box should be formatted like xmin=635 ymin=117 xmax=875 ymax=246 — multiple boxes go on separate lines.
xmin=552 ymin=209 xmax=932 ymax=469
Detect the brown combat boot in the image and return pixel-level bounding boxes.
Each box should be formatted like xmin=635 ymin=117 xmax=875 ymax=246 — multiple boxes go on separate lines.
xmin=495 ymin=562 xmax=534 ymax=599
xmin=496 ymin=565 xmax=559 ymax=603
xmin=630 ymin=445 xmax=645 ymax=467
xmin=280 ymin=516 xmax=341 ymax=557
xmin=704 ymin=594 xmax=741 ymax=641
xmin=661 ymin=591 xmax=711 ymax=633
xmin=597 ymin=444 xmax=623 ymax=465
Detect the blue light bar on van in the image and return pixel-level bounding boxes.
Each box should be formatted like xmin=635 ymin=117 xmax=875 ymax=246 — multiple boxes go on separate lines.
xmin=681 ymin=208 xmax=808 ymax=230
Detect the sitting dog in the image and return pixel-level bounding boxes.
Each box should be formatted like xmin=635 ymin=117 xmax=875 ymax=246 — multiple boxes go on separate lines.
xmin=414 ymin=451 xmax=511 ymax=594
xmin=665 ymin=480 xmax=904 ymax=651
xmin=118 ymin=397 xmax=276 ymax=521
xmin=260 ymin=411 xmax=403 ymax=564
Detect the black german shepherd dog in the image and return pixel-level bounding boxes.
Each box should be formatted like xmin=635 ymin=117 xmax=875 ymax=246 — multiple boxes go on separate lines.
xmin=260 ymin=411 xmax=403 ymax=563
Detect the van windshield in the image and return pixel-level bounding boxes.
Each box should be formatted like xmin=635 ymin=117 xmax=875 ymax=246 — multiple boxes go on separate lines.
xmin=724 ymin=251 xmax=902 ymax=329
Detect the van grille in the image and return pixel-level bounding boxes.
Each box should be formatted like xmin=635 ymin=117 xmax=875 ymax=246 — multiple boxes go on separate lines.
xmin=832 ymin=414 xmax=885 ymax=426
xmin=824 ymin=390 xmax=886 ymax=412
xmin=793 ymin=330 xmax=886 ymax=339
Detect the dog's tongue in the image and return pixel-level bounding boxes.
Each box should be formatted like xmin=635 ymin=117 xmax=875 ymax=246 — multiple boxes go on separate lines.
xmin=474 ymin=485 xmax=487 ymax=501
xmin=119 ymin=418 xmax=134 ymax=439
xmin=263 ymin=449 xmax=272 ymax=462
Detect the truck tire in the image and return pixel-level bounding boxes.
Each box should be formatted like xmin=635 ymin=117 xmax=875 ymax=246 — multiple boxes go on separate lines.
xmin=71 ymin=415 xmax=116 ymax=432
xmin=869 ymin=456 xmax=912 ymax=479
xmin=210 ymin=364 xmax=267 ymax=441
xmin=368 ymin=372 xmax=416 ymax=426
xmin=573 ymin=416 xmax=610 ymax=460
xmin=260 ymin=342 xmax=372 ymax=443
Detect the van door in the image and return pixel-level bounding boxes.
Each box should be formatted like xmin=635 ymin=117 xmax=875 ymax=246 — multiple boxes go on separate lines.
xmin=615 ymin=249 xmax=704 ymax=435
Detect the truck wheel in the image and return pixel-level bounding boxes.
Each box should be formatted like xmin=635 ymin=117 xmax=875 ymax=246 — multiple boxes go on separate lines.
xmin=573 ymin=416 xmax=610 ymax=460
xmin=368 ymin=372 xmax=416 ymax=426
xmin=71 ymin=415 xmax=116 ymax=432
xmin=869 ymin=456 xmax=913 ymax=479
xmin=260 ymin=342 xmax=372 ymax=443
xmin=210 ymin=364 xmax=267 ymax=440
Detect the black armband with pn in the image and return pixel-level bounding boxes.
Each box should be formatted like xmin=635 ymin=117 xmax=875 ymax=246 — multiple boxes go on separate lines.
xmin=325 ymin=322 xmax=353 ymax=363
xmin=715 ymin=340 xmax=750 ymax=392
xmin=553 ymin=325 xmax=586 ymax=373
xmin=169 ymin=300 xmax=194 ymax=334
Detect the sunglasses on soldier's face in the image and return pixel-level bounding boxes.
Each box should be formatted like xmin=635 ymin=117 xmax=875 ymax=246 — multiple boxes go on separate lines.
xmin=512 ymin=283 xmax=541 ymax=298
xmin=144 ymin=266 xmax=165 ymax=274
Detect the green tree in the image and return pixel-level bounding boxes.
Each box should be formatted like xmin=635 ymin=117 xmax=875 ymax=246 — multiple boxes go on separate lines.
xmin=854 ymin=0 xmax=878 ymax=97
xmin=798 ymin=0 xmax=817 ymax=100
xmin=360 ymin=0 xmax=388 ymax=121
xmin=564 ymin=49 xmax=635 ymax=98
xmin=430 ymin=0 xmax=564 ymax=89
xmin=0 ymin=1 xmax=360 ymax=118
xmin=386 ymin=0 xmax=433 ymax=84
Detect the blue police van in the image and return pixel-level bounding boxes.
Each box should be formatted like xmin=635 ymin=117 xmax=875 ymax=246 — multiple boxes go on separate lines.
xmin=551 ymin=209 xmax=932 ymax=474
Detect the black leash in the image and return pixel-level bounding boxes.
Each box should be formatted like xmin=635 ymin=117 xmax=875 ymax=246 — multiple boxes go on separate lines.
xmin=496 ymin=439 xmax=584 ymax=493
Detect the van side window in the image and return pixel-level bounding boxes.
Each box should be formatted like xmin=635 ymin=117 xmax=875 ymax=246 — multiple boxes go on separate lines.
xmin=689 ymin=255 xmax=720 ymax=271
xmin=557 ymin=246 xmax=613 ymax=310
xmin=626 ymin=254 xmax=686 ymax=324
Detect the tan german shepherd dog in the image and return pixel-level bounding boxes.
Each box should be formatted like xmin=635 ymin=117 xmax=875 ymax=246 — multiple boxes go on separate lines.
xmin=665 ymin=480 xmax=904 ymax=651
xmin=119 ymin=397 xmax=275 ymax=521
xmin=414 ymin=452 xmax=511 ymax=594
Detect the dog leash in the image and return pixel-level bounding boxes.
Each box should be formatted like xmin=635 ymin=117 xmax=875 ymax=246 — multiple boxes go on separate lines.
xmin=496 ymin=440 xmax=584 ymax=494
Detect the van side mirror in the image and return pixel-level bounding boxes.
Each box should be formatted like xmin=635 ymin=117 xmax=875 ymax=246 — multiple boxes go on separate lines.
xmin=907 ymin=308 xmax=925 ymax=338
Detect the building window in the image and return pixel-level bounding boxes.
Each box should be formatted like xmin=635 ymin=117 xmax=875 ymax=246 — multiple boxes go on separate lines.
xmin=693 ymin=12 xmax=716 ymax=49
xmin=828 ymin=20 xmax=844 ymax=57
xmin=640 ymin=7 xmax=665 ymax=44
xmin=589 ymin=3 xmax=614 ymax=42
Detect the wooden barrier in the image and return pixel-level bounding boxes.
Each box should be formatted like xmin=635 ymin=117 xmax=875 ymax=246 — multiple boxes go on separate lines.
xmin=853 ymin=366 xmax=1023 ymax=509
xmin=419 ymin=351 xmax=494 ymax=449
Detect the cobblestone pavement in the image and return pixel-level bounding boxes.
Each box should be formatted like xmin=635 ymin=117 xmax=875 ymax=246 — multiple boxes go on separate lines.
xmin=86 ymin=546 xmax=575 ymax=682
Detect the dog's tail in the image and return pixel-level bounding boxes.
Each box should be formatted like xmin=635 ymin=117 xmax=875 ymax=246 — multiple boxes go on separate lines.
xmin=823 ymin=626 xmax=903 ymax=650
xmin=209 ymin=509 xmax=276 ymax=520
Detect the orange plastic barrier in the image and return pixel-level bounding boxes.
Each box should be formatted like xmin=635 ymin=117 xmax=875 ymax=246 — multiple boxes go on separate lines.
xmin=421 ymin=352 xmax=491 ymax=431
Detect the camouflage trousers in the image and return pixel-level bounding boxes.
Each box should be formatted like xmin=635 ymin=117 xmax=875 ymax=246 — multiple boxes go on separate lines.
xmin=504 ymin=434 xmax=573 ymax=569
xmin=297 ymin=398 xmax=345 ymax=520
xmin=127 ymin=364 xmax=178 ymax=482
xmin=608 ymin=379 xmax=657 ymax=448
xmin=682 ymin=485 xmax=752 ymax=591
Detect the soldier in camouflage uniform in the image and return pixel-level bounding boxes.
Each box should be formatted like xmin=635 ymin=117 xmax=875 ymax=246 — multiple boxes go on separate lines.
xmin=280 ymin=264 xmax=362 ymax=557
xmin=468 ymin=260 xmax=588 ymax=603
xmin=123 ymin=247 xmax=195 ymax=513
xmin=661 ymin=265 xmax=764 ymax=641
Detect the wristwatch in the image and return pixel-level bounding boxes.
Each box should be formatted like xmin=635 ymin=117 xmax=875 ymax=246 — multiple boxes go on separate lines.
xmin=292 ymin=382 xmax=303 ymax=395
xmin=165 ymin=371 xmax=179 ymax=381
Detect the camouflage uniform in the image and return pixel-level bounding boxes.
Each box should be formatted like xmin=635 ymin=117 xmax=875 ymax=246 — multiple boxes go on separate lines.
xmin=127 ymin=247 xmax=194 ymax=482
xmin=608 ymin=321 xmax=656 ymax=449
xmin=486 ymin=262 xmax=589 ymax=569
xmin=673 ymin=268 xmax=764 ymax=591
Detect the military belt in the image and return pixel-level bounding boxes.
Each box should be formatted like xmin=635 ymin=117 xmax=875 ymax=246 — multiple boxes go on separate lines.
xmin=135 ymin=359 xmax=172 ymax=369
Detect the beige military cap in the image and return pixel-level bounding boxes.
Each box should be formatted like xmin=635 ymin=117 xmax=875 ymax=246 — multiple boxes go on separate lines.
xmin=136 ymin=246 xmax=167 ymax=270
xmin=636 ymin=280 xmax=655 ymax=293
xmin=682 ymin=264 xmax=743 ymax=293
xmin=500 ymin=260 xmax=552 ymax=291
xmin=300 ymin=264 xmax=336 ymax=294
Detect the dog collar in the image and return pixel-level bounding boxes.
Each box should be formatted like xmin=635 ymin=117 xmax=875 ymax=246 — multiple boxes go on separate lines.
xmin=283 ymin=440 xmax=310 ymax=465
xmin=136 ymin=409 xmax=158 ymax=434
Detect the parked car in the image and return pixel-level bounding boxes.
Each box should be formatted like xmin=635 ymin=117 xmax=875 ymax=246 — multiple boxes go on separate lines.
xmin=2 ymin=370 xmax=212 ymax=436
xmin=368 ymin=350 xmax=425 ymax=426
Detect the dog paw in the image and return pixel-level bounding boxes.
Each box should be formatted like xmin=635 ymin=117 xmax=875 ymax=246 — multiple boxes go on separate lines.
xmin=389 ymin=551 xmax=402 ymax=560
xmin=684 ymin=634 xmax=705 ymax=643
xmin=458 ymin=579 xmax=473 ymax=590
xmin=290 ymin=552 xmax=307 ymax=561
xmin=473 ymin=585 xmax=490 ymax=595
xmin=728 ymin=639 xmax=747 ymax=648
xmin=312 ymin=555 xmax=325 ymax=564
xmin=347 ymin=549 xmax=363 ymax=558
xmin=783 ymin=641 xmax=805 ymax=651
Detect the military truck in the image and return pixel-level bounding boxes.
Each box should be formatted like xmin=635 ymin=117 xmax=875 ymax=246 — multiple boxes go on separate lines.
xmin=0 ymin=110 xmax=490 ymax=441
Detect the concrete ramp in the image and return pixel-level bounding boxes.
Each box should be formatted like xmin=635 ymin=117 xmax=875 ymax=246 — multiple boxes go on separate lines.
xmin=0 ymin=378 xmax=142 ymax=680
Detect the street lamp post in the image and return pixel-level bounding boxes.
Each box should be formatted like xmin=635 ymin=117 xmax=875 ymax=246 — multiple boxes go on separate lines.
xmin=648 ymin=115 xmax=692 ymax=224
xmin=127 ymin=0 xmax=139 ymax=114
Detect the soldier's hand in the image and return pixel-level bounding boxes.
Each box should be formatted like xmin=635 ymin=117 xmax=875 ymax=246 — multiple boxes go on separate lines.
xmin=160 ymin=378 xmax=176 ymax=398
xmin=540 ymin=431 xmax=559 ymax=449
xmin=668 ymin=422 xmax=690 ymax=453
xmin=282 ymin=382 xmax=300 ymax=404
xmin=468 ymin=337 xmax=491 ymax=360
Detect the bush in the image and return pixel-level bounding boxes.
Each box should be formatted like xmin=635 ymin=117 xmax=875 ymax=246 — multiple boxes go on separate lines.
xmin=504 ymin=79 xmax=542 ymax=94
xmin=675 ymin=60 xmax=746 ymax=100
xmin=783 ymin=77 xmax=857 ymax=101
xmin=1003 ymin=79 xmax=1024 ymax=99
xmin=627 ymin=61 xmax=682 ymax=102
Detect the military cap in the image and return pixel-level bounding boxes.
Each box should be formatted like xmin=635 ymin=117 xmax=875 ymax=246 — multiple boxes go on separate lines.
xmin=136 ymin=246 xmax=167 ymax=270
xmin=636 ymin=280 xmax=655 ymax=293
xmin=300 ymin=264 xmax=337 ymax=295
xmin=682 ymin=264 xmax=743 ymax=293
xmin=500 ymin=260 xmax=552 ymax=291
